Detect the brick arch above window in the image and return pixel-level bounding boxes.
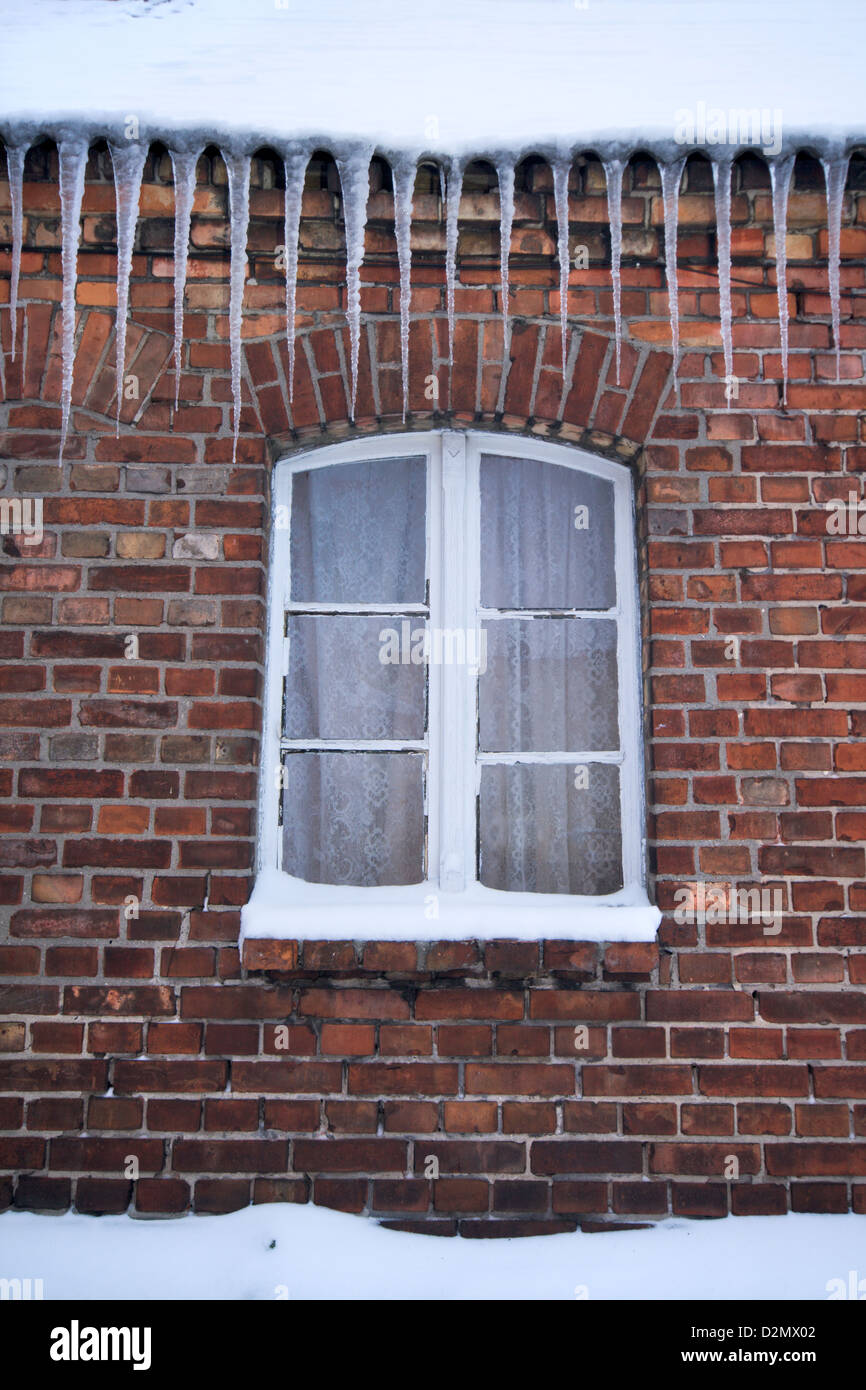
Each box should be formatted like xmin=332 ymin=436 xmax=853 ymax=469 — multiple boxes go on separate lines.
xmin=259 ymin=321 xmax=676 ymax=463
xmin=1 ymin=302 xmax=675 ymax=469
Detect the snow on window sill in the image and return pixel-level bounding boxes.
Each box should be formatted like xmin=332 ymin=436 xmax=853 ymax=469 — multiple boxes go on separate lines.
xmin=240 ymin=867 xmax=661 ymax=946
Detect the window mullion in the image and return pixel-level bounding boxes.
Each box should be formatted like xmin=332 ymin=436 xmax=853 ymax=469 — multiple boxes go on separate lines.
xmin=437 ymin=431 xmax=471 ymax=892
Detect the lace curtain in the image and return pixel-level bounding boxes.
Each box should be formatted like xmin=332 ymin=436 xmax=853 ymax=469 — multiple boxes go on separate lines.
xmin=290 ymin=456 xmax=426 ymax=603
xmin=480 ymin=762 xmax=623 ymax=895
xmin=283 ymin=456 xmax=427 ymax=885
xmin=282 ymin=751 xmax=425 ymax=886
xmin=478 ymin=454 xmax=622 ymax=894
xmin=479 ymin=453 xmax=616 ymax=610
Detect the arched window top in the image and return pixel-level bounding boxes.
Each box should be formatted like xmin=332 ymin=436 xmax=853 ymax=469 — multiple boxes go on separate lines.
xmin=244 ymin=431 xmax=658 ymax=943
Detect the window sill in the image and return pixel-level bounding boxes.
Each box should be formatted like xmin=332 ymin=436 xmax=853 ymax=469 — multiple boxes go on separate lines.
xmin=240 ymin=868 xmax=661 ymax=953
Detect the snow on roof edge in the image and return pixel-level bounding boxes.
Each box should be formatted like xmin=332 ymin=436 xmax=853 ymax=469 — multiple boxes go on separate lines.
xmin=1 ymin=114 xmax=863 ymax=166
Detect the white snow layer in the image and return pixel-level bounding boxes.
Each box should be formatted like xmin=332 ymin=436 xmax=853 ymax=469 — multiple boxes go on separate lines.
xmin=240 ymin=868 xmax=661 ymax=943
xmin=1 ymin=1206 xmax=865 ymax=1301
xmin=0 ymin=0 xmax=864 ymax=153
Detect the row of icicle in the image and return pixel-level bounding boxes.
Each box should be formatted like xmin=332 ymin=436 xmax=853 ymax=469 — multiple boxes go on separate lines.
xmin=1 ymin=142 xmax=854 ymax=463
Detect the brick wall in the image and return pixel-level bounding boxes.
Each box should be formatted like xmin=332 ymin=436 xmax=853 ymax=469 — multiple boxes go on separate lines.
xmin=1 ymin=142 xmax=865 ymax=1231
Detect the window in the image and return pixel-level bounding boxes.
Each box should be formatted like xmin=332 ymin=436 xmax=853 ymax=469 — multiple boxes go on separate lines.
xmin=244 ymin=432 xmax=659 ymax=941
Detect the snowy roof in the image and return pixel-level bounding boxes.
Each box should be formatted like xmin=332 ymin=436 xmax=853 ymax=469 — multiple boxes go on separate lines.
xmin=2 ymin=0 xmax=858 ymax=466
xmin=0 ymin=0 xmax=864 ymax=159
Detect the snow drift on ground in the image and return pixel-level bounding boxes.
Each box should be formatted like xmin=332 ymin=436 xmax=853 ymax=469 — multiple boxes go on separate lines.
xmin=2 ymin=1206 xmax=865 ymax=1300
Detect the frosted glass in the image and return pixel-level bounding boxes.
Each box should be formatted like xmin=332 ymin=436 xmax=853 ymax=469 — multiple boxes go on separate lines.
xmin=479 ymin=618 xmax=619 ymax=752
xmin=282 ymin=752 xmax=425 ymax=886
xmin=479 ymin=762 xmax=622 ymax=894
xmin=285 ymin=615 xmax=425 ymax=740
xmin=291 ymin=455 xmax=426 ymax=603
xmin=480 ymin=454 xmax=616 ymax=610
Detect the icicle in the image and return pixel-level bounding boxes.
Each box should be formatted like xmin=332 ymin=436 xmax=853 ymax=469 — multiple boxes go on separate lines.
xmin=169 ymin=149 xmax=198 ymax=413
xmin=552 ymin=156 xmax=571 ymax=377
xmin=822 ymin=150 xmax=850 ymax=380
xmin=496 ymin=159 xmax=515 ymax=355
xmin=602 ymin=158 xmax=624 ymax=383
xmin=225 ymin=151 xmax=251 ymax=464
xmin=282 ymin=150 xmax=307 ymax=405
xmin=7 ymin=146 xmax=26 ymax=362
xmin=770 ymin=154 xmax=796 ymax=404
xmin=58 ymin=139 xmax=88 ymax=462
xmin=335 ymin=149 xmax=371 ymax=421
xmin=712 ymin=157 xmax=734 ymax=406
xmin=660 ymin=157 xmax=686 ymax=369
xmin=445 ymin=156 xmax=465 ymax=378
xmin=392 ymin=159 xmax=416 ymax=422
xmin=109 ymin=141 xmax=147 ymax=434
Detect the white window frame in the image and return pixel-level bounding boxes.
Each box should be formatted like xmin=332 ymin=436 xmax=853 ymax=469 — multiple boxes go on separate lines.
xmin=241 ymin=430 xmax=660 ymax=943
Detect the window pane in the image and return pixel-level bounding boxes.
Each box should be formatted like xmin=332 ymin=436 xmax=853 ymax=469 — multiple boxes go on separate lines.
xmin=479 ymin=762 xmax=622 ymax=895
xmin=480 ymin=454 xmax=616 ymax=610
xmin=479 ymin=618 xmax=619 ymax=752
xmin=285 ymin=615 xmax=426 ymax=740
xmin=282 ymin=752 xmax=425 ymax=886
xmin=291 ymin=456 xmax=427 ymax=603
